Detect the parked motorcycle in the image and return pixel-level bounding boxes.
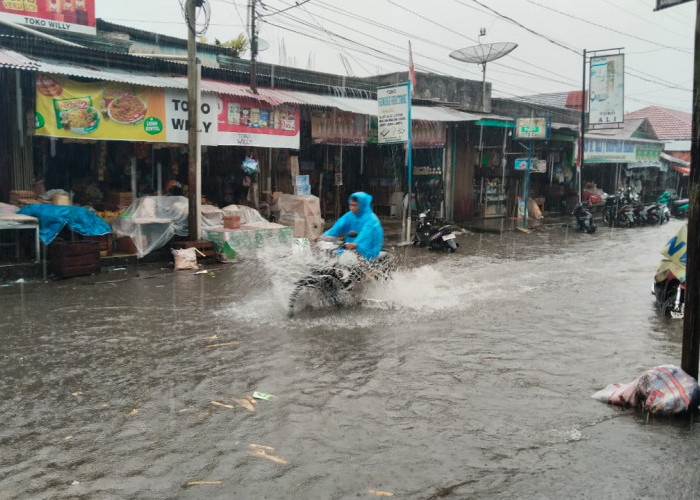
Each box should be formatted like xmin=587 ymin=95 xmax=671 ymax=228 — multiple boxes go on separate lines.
xmin=572 ymin=201 xmax=597 ymax=234
xmin=603 ymin=190 xmax=635 ymax=227
xmin=288 ymin=235 xmax=394 ymax=317
xmin=412 ymin=209 xmax=459 ymax=252
xmin=643 ymin=202 xmax=671 ymax=226
xmin=658 ymin=191 xmax=689 ymax=219
xmin=652 ymin=224 xmax=687 ymax=319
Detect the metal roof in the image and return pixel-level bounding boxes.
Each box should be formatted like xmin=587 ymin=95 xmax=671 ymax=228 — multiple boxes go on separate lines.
xmin=0 ymin=48 xmax=39 ymax=70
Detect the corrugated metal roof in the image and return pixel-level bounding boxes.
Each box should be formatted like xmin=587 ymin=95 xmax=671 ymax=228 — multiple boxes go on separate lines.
xmin=0 ymin=48 xmax=40 ymax=70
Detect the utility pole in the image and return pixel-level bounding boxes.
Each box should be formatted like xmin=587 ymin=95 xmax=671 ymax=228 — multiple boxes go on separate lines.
xmin=249 ymin=0 xmax=258 ymax=93
xmin=579 ymin=49 xmax=587 ymax=203
xmin=681 ymin=0 xmax=700 ymax=380
xmin=186 ymin=0 xmax=201 ymax=240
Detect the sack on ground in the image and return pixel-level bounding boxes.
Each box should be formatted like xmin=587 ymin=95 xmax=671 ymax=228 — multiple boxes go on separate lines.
xmin=172 ymin=247 xmax=198 ymax=271
xmin=592 ymin=365 xmax=700 ymax=415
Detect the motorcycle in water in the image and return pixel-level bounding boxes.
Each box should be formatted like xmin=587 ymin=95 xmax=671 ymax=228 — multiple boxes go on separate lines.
xmin=658 ymin=191 xmax=689 ymax=219
xmin=643 ymin=201 xmax=670 ymax=226
xmin=652 ymin=224 xmax=687 ymax=319
xmin=603 ymin=189 xmax=635 ymax=228
xmin=572 ymin=201 xmax=597 ymax=234
xmin=412 ymin=209 xmax=459 ymax=252
xmin=288 ymin=234 xmax=394 ymax=317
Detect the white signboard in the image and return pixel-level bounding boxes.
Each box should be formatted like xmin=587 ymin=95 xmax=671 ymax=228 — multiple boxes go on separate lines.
xmin=514 ymin=117 xmax=549 ymax=140
xmin=377 ymin=83 xmax=409 ymax=144
xmin=656 ymin=0 xmax=693 ymax=11
xmin=514 ymin=158 xmax=547 ymax=173
xmin=164 ymin=90 xmax=300 ymax=149
xmin=589 ymin=54 xmax=625 ymax=125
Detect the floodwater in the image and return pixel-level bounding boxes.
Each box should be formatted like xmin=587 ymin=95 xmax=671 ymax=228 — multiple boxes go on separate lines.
xmin=0 ymin=220 xmax=697 ymax=499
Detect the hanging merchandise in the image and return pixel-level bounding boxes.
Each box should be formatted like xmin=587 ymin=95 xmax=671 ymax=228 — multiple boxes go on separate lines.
xmin=242 ymin=156 xmax=259 ymax=175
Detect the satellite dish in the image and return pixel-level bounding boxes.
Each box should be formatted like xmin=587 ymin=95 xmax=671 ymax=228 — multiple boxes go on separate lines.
xmin=257 ymin=38 xmax=270 ymax=52
xmin=449 ymin=42 xmax=518 ymax=65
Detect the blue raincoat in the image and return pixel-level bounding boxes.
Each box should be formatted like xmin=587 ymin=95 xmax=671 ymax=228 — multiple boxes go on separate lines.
xmin=323 ymin=192 xmax=384 ymax=260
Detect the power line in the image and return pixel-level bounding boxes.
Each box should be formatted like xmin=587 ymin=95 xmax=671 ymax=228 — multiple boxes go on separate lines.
xmin=258 ymin=0 xmax=312 ymax=18
xmin=524 ymin=0 xmax=692 ymax=54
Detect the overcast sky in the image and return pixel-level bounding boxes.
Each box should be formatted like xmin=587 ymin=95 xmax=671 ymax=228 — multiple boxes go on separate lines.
xmin=96 ymin=0 xmax=696 ymax=112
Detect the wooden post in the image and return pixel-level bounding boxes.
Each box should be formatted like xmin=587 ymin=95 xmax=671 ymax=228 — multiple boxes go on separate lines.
xmin=681 ymin=0 xmax=700 ymax=380
xmin=249 ymin=0 xmax=258 ymax=93
xmin=186 ymin=0 xmax=201 ymax=240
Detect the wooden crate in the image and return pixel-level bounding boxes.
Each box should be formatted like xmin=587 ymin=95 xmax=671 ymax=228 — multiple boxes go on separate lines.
xmin=50 ymin=240 xmax=101 ymax=278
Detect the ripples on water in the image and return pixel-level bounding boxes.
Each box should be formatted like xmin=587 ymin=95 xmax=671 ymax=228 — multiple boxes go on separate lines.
xmin=1 ymin=221 xmax=697 ymax=499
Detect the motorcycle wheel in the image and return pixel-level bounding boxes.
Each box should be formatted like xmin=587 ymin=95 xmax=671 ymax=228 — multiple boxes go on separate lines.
xmin=661 ymin=297 xmax=684 ymax=319
xmin=602 ymin=211 xmax=612 ymax=227
xmin=288 ymin=276 xmax=342 ymax=317
xmin=587 ymin=223 xmax=597 ymax=234
xmin=446 ymin=239 xmax=458 ymax=253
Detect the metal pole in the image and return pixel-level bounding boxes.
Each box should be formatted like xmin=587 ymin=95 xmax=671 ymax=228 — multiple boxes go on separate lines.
xmin=186 ymin=0 xmax=201 ymax=240
xmin=407 ymin=79 xmax=413 ymax=243
xmin=580 ymin=49 xmax=587 ymax=203
xmin=451 ymin=124 xmax=457 ymax=221
xmin=681 ymin=0 xmax=700 ymax=380
xmin=523 ymin=142 xmax=532 ymax=229
xmin=249 ymin=0 xmax=258 ymax=94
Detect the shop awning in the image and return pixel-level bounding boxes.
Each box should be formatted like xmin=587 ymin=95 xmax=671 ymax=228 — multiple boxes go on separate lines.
xmin=660 ymin=153 xmax=691 ymax=175
xmin=0 ymin=48 xmax=40 ymax=70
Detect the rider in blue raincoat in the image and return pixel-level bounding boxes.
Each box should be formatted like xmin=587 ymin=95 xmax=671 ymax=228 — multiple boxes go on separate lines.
xmin=323 ymin=192 xmax=384 ymax=260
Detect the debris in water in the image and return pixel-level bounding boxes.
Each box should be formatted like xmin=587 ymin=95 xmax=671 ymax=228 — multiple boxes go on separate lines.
xmin=101 ymin=403 xmax=109 ymax=408
xmin=71 ymin=480 xmax=80 ymax=486
xmin=204 ymin=335 xmax=219 ymax=340
xmin=71 ymin=391 xmax=83 ymax=397
xmin=127 ymin=408 xmax=139 ymax=417
xmin=205 ymin=341 xmax=238 ymax=348
xmin=210 ymin=400 xmax=234 ymax=409
xmin=252 ymin=391 xmax=275 ymax=401
xmin=246 ymin=395 xmax=257 ymax=405
xmin=15 ymin=278 xmax=26 ymax=283
xmin=249 ymin=444 xmax=288 ymax=464
xmin=235 ymin=398 xmax=255 ymax=412
xmin=64 ymin=435 xmax=73 ymax=441
xmin=195 ymin=270 xmax=209 ymax=275
xmin=184 ymin=481 xmax=223 ymax=487
xmin=368 ymin=490 xmax=393 ymax=497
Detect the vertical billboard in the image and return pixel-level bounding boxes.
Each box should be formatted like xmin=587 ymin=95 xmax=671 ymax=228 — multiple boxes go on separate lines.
xmin=377 ymin=83 xmax=409 ymax=144
xmin=0 ymin=0 xmax=96 ymax=35
xmin=589 ymin=54 xmax=624 ymax=125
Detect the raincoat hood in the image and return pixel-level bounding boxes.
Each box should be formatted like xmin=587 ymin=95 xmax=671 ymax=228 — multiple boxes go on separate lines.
xmin=349 ymin=192 xmax=373 ymax=218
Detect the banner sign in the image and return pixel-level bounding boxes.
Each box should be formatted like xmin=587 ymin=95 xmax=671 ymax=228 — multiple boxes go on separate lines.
xmin=656 ymin=0 xmax=692 ymax=11
xmin=311 ymin=109 xmax=367 ymax=145
xmin=514 ymin=117 xmax=549 ymax=140
xmin=584 ymin=139 xmax=662 ymax=164
xmin=34 ymin=75 xmax=300 ymax=149
xmin=35 ymin=74 xmax=167 ymax=142
xmin=377 ymin=83 xmax=409 ymax=144
xmin=514 ymin=158 xmax=547 ymax=173
xmin=589 ymin=54 xmax=625 ymax=125
xmin=0 ymin=0 xmax=95 ymax=35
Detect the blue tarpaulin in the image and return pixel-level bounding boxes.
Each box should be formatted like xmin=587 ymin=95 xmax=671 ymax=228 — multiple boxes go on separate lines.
xmin=18 ymin=204 xmax=111 ymax=245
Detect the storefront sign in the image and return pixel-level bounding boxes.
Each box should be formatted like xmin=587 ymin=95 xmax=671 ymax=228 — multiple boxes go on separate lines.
xmin=311 ymin=110 xmax=367 ymax=145
xmin=377 ymin=83 xmax=409 ymax=144
xmin=584 ymin=139 xmax=662 ymax=164
xmin=514 ymin=158 xmax=547 ymax=173
xmin=35 ymin=75 xmax=300 ymax=149
xmin=35 ymin=74 xmax=167 ymax=142
xmin=589 ymin=54 xmax=624 ymax=125
xmin=0 ymin=0 xmax=95 ymax=35
xmin=656 ymin=0 xmax=692 ymax=10
xmin=514 ymin=117 xmax=549 ymax=140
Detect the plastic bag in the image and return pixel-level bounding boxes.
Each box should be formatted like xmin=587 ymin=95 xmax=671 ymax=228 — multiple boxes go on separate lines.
xmin=242 ymin=156 xmax=258 ymax=175
xmin=592 ymin=365 xmax=700 ymax=415
xmin=172 ymin=247 xmax=198 ymax=271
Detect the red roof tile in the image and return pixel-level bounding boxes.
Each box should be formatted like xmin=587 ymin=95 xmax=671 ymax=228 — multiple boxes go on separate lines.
xmin=625 ymin=106 xmax=691 ymax=141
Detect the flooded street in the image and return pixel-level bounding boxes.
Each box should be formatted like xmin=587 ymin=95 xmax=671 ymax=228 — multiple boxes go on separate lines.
xmin=1 ymin=221 xmax=697 ymax=499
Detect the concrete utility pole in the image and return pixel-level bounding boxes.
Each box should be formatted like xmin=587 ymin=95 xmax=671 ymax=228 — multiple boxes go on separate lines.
xmin=682 ymin=0 xmax=700 ymax=380
xmin=249 ymin=0 xmax=258 ymax=93
xmin=186 ymin=0 xmax=201 ymax=240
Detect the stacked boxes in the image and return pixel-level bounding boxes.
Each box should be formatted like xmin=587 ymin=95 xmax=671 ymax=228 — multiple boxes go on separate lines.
xmin=294 ymin=174 xmax=311 ymax=196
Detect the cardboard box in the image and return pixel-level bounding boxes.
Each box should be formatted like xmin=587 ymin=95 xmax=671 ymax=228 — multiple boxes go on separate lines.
xmin=294 ymin=175 xmax=309 ymax=186
xmin=289 ymin=156 xmax=300 ymax=178
xmin=294 ymin=184 xmax=311 ymax=196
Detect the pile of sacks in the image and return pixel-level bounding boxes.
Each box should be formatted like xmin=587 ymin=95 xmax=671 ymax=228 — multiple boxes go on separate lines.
xmin=592 ymin=365 xmax=700 ymax=415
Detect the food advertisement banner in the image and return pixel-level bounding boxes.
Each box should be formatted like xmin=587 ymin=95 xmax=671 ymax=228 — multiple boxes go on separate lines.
xmin=35 ymin=75 xmax=301 ymax=149
xmin=0 ymin=0 xmax=96 ymax=35
xmin=35 ymin=74 xmax=167 ymax=142
xmin=311 ymin=109 xmax=367 ymax=145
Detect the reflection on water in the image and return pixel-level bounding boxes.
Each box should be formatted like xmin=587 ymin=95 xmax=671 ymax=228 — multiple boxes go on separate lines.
xmin=0 ymin=221 xmax=696 ymax=499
